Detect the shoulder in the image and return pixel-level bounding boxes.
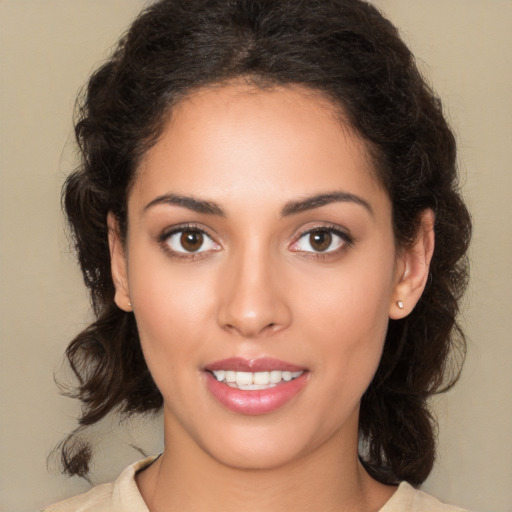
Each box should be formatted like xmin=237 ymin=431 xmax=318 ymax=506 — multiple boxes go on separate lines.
xmin=42 ymin=456 xmax=158 ymax=512
xmin=380 ymin=482 xmax=469 ymax=512
xmin=42 ymin=482 xmax=114 ymax=512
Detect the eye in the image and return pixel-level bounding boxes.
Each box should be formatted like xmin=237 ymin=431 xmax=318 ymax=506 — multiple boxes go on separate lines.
xmin=164 ymin=228 xmax=220 ymax=254
xmin=291 ymin=227 xmax=349 ymax=254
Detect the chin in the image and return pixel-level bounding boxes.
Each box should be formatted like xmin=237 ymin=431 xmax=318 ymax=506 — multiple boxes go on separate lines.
xmin=205 ymin=436 xmax=308 ymax=471
xmin=193 ymin=413 xmax=339 ymax=472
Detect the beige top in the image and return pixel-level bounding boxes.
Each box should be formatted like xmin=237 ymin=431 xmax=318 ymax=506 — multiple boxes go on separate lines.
xmin=43 ymin=456 xmax=468 ymax=512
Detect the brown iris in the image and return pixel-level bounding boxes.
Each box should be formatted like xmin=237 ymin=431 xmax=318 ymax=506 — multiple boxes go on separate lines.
xmin=309 ymin=230 xmax=332 ymax=252
xmin=180 ymin=230 xmax=204 ymax=252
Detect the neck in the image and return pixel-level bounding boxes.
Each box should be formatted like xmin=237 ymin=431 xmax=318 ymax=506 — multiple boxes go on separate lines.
xmin=137 ymin=416 xmax=395 ymax=512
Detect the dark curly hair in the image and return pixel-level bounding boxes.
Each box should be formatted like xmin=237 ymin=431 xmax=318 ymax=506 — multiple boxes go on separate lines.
xmin=58 ymin=0 xmax=471 ymax=486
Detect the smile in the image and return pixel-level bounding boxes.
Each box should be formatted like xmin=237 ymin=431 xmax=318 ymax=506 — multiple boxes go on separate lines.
xmin=204 ymin=358 xmax=309 ymax=415
xmin=211 ymin=370 xmax=304 ymax=390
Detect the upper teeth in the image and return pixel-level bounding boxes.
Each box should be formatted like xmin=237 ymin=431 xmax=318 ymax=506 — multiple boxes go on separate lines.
xmin=212 ymin=370 xmax=303 ymax=390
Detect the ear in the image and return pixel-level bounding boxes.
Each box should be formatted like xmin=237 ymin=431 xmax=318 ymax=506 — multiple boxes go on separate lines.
xmin=107 ymin=212 xmax=132 ymax=312
xmin=389 ymin=209 xmax=435 ymax=320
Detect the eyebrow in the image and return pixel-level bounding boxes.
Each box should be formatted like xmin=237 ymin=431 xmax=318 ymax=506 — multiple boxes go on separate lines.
xmin=143 ymin=190 xmax=372 ymax=217
xmin=281 ymin=191 xmax=373 ymax=217
xmin=144 ymin=193 xmax=225 ymax=216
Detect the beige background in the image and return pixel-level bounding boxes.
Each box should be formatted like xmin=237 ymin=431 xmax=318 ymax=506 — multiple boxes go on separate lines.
xmin=0 ymin=1 xmax=510 ymax=511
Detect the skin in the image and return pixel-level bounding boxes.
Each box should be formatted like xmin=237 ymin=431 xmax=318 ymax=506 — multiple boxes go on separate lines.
xmin=109 ymin=84 xmax=434 ymax=512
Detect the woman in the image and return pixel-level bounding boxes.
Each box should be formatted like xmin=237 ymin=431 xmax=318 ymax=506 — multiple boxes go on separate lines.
xmin=45 ymin=0 xmax=471 ymax=510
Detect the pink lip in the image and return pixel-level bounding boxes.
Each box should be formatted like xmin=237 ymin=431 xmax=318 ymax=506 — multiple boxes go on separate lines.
xmin=204 ymin=357 xmax=309 ymax=416
xmin=205 ymin=357 xmax=304 ymax=372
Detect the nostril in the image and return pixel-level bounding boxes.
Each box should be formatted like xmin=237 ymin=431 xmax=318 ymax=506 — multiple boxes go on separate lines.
xmin=222 ymin=320 xmax=279 ymax=337
xmin=216 ymin=287 xmax=292 ymax=337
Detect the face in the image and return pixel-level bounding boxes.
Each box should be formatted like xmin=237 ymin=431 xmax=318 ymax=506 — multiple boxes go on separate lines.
xmin=110 ymin=84 xmax=424 ymax=470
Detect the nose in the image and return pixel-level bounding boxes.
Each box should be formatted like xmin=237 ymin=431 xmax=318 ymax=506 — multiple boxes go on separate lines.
xmin=216 ymin=248 xmax=292 ymax=338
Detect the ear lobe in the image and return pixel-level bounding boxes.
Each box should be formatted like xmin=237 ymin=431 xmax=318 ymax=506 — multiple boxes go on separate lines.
xmin=389 ymin=209 xmax=435 ymax=320
xmin=107 ymin=212 xmax=132 ymax=312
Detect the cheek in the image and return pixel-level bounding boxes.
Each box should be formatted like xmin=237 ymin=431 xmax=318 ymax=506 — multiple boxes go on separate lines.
xmin=126 ymin=250 xmax=218 ymax=377
xmin=302 ymin=293 xmax=389 ymax=432
xmin=290 ymin=251 xmax=395 ymax=389
xmin=311 ymin=288 xmax=389 ymax=382
xmin=292 ymin=250 xmax=395 ymax=335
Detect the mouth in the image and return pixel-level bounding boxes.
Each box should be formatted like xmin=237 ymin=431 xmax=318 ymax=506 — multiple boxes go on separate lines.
xmin=209 ymin=369 xmax=304 ymax=390
xmin=204 ymin=358 xmax=309 ymax=415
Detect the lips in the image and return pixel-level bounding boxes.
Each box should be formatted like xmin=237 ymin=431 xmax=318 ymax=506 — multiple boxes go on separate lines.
xmin=206 ymin=357 xmax=304 ymax=372
xmin=204 ymin=357 xmax=309 ymax=415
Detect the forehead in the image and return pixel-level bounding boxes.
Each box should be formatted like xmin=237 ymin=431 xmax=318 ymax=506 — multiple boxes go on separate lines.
xmin=132 ymin=84 xmax=387 ymax=213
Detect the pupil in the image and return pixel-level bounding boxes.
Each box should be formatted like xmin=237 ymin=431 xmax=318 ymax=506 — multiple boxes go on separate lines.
xmin=310 ymin=231 xmax=331 ymax=252
xmin=180 ymin=230 xmax=203 ymax=252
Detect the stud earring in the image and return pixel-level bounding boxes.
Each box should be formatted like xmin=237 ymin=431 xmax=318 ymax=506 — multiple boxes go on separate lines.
xmin=128 ymin=300 xmax=132 ymax=309
xmin=397 ymin=300 xmax=404 ymax=309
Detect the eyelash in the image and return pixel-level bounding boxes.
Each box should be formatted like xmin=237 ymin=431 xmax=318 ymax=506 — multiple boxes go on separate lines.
xmin=290 ymin=225 xmax=353 ymax=258
xmin=158 ymin=223 xmax=220 ymax=261
xmin=157 ymin=223 xmax=353 ymax=260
